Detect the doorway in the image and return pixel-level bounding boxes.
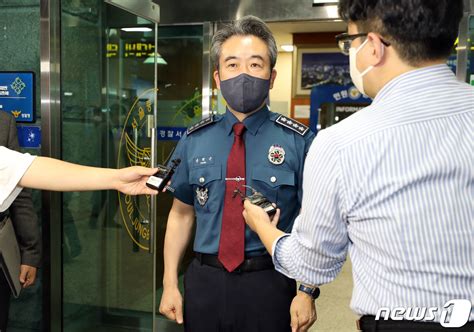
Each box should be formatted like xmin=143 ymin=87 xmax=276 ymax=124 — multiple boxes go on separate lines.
xmin=58 ymin=0 xmax=200 ymax=330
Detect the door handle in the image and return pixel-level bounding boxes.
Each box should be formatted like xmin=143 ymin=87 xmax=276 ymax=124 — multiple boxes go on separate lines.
xmin=149 ymin=124 xmax=157 ymax=254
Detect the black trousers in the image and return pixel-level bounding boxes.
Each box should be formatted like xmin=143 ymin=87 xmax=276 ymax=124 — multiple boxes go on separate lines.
xmin=0 ymin=272 xmax=11 ymax=332
xmin=184 ymin=258 xmax=296 ymax=332
xmin=358 ymin=315 xmax=474 ymax=332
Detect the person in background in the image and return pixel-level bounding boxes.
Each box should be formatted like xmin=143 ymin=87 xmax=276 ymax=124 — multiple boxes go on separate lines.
xmin=1 ymin=115 xmax=158 ymax=331
xmin=243 ymin=0 xmax=474 ymax=331
xmin=0 ymin=112 xmax=41 ymax=332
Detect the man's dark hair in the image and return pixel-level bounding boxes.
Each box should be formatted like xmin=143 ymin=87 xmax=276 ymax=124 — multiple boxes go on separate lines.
xmin=211 ymin=15 xmax=277 ymax=70
xmin=338 ymin=0 xmax=463 ymax=66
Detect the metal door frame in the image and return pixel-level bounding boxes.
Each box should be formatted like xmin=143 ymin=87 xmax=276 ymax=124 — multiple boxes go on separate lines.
xmin=40 ymin=0 xmax=62 ymax=330
xmin=103 ymin=2 xmax=160 ymax=330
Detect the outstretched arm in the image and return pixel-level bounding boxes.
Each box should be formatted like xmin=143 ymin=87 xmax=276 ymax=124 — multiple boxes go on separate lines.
xmin=19 ymin=156 xmax=158 ymax=196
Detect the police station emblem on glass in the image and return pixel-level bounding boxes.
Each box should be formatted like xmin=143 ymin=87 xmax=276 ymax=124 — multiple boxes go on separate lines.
xmin=117 ymin=89 xmax=155 ymax=250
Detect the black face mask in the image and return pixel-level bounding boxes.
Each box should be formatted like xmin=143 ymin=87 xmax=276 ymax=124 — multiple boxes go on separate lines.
xmin=219 ymin=73 xmax=271 ymax=114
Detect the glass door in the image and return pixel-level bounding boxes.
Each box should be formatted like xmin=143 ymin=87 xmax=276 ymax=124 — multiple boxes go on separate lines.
xmin=61 ymin=1 xmax=161 ymax=330
xmin=61 ymin=0 xmax=204 ymax=329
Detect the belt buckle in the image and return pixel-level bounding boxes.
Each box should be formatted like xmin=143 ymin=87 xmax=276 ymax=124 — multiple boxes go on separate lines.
xmin=195 ymin=253 xmax=204 ymax=265
xmin=233 ymin=263 xmax=244 ymax=273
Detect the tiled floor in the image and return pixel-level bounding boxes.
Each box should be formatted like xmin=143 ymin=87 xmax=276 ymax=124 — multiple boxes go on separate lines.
xmin=308 ymin=260 xmax=358 ymax=331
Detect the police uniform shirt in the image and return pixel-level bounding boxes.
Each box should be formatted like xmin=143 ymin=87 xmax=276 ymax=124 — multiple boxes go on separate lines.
xmin=169 ymin=107 xmax=315 ymax=255
xmin=0 ymin=147 xmax=36 ymax=212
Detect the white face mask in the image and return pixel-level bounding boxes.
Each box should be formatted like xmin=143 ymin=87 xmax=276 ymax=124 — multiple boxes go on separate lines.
xmin=349 ymin=38 xmax=374 ymax=96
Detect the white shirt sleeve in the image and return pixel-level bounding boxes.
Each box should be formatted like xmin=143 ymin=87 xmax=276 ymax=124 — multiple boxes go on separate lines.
xmin=0 ymin=146 xmax=36 ymax=212
xmin=272 ymin=128 xmax=349 ymax=286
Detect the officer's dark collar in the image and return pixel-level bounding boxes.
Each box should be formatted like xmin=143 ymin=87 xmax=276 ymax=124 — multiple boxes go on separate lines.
xmin=224 ymin=106 xmax=270 ymax=136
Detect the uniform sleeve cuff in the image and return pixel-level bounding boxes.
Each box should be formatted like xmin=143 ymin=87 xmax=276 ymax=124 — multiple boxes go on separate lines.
xmin=172 ymin=189 xmax=194 ymax=206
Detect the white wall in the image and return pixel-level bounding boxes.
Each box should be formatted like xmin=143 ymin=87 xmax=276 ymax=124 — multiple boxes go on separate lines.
xmin=270 ymin=51 xmax=293 ymax=116
xmin=269 ymin=31 xmax=294 ymax=116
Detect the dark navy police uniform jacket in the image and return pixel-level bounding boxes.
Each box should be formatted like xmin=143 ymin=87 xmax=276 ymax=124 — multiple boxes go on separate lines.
xmin=169 ymin=106 xmax=314 ymax=256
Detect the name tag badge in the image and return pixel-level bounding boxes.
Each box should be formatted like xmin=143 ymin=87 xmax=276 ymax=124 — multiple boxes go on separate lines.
xmin=193 ymin=156 xmax=215 ymax=167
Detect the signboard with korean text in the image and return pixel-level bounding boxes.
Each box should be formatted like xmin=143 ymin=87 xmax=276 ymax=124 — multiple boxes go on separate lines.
xmin=310 ymin=84 xmax=371 ymax=133
xmin=156 ymin=127 xmax=186 ymax=141
xmin=0 ymin=72 xmax=35 ymax=123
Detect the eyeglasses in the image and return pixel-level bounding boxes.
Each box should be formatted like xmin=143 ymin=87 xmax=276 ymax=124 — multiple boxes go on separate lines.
xmin=335 ymin=32 xmax=391 ymax=56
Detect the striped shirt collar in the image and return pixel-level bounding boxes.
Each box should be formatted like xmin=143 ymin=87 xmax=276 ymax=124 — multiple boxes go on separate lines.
xmin=373 ymin=64 xmax=453 ymax=104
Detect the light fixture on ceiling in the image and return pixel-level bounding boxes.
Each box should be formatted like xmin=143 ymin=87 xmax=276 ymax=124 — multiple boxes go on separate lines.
xmin=121 ymin=27 xmax=152 ymax=32
xmin=312 ymin=0 xmax=338 ymax=5
xmin=281 ymin=44 xmax=295 ymax=52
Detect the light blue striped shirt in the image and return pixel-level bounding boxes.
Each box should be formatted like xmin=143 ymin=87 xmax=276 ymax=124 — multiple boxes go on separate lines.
xmin=273 ymin=65 xmax=474 ymax=321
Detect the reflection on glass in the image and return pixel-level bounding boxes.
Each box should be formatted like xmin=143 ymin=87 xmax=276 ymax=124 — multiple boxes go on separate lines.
xmin=61 ymin=1 xmax=201 ymax=331
xmin=62 ymin=2 xmax=158 ymax=330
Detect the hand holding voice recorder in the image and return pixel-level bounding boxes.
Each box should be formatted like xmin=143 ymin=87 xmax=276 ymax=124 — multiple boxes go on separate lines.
xmin=234 ymin=185 xmax=277 ymax=217
xmin=146 ymin=158 xmax=181 ymax=191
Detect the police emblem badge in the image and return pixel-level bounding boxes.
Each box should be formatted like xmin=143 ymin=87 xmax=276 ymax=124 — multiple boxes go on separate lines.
xmin=268 ymin=145 xmax=285 ymax=165
xmin=196 ymin=187 xmax=209 ymax=206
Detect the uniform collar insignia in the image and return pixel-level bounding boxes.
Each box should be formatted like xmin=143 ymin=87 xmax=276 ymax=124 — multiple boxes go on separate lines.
xmin=275 ymin=115 xmax=309 ymax=136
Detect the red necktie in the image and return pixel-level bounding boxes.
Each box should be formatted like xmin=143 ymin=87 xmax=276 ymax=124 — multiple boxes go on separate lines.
xmin=218 ymin=122 xmax=246 ymax=272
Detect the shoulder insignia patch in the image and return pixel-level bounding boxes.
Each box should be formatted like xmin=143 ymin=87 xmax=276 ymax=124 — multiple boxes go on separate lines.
xmin=187 ymin=115 xmax=215 ymax=135
xmin=275 ymin=115 xmax=309 ymax=136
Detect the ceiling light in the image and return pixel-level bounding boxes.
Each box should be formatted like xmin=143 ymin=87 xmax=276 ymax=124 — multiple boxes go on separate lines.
xmin=281 ymin=44 xmax=294 ymax=52
xmin=121 ymin=27 xmax=152 ymax=32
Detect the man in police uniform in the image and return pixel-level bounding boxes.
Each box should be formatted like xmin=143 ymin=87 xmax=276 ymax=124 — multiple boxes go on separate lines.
xmin=159 ymin=16 xmax=315 ymax=332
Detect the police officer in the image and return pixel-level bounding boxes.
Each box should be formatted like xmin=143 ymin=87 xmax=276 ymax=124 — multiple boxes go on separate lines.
xmin=159 ymin=16 xmax=315 ymax=332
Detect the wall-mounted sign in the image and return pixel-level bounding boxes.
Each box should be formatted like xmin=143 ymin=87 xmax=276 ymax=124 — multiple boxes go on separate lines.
xmin=16 ymin=126 xmax=41 ymax=149
xmin=310 ymin=84 xmax=371 ymax=133
xmin=156 ymin=127 xmax=187 ymax=141
xmin=0 ymin=72 xmax=35 ymax=123
xmin=446 ymin=55 xmax=457 ymax=73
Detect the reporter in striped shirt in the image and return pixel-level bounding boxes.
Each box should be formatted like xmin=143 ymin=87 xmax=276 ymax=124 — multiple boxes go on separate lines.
xmin=243 ymin=0 xmax=474 ymax=331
